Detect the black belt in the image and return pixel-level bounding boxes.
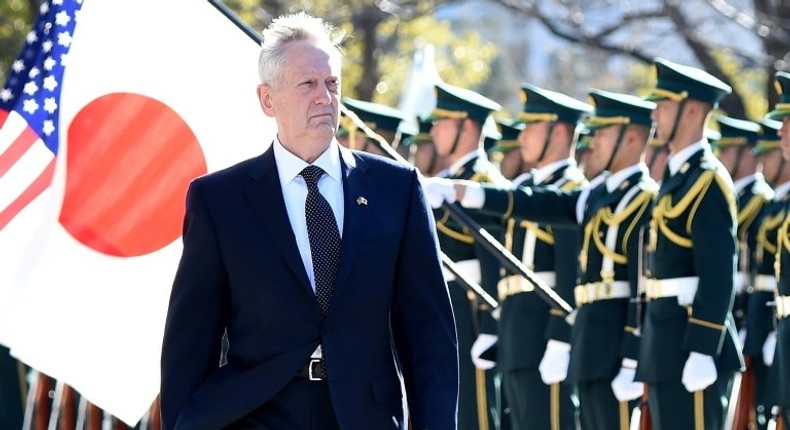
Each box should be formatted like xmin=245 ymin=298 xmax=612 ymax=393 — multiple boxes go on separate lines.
xmin=296 ymin=358 xmax=326 ymax=381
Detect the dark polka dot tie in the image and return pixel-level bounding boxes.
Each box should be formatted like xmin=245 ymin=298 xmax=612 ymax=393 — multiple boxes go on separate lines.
xmin=300 ymin=165 xmax=341 ymax=315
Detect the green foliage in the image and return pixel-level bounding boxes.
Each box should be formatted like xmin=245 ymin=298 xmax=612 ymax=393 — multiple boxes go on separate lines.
xmin=0 ymin=0 xmax=35 ymax=85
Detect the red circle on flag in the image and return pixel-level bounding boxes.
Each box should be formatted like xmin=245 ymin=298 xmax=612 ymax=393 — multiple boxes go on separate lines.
xmin=60 ymin=92 xmax=207 ymax=257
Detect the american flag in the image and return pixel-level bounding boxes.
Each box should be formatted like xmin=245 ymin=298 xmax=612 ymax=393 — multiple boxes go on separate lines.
xmin=0 ymin=0 xmax=83 ymax=230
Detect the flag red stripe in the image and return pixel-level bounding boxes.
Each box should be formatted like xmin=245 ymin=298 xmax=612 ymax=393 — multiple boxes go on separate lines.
xmin=0 ymin=125 xmax=40 ymax=177
xmin=0 ymin=109 xmax=8 ymax=128
xmin=0 ymin=158 xmax=55 ymax=230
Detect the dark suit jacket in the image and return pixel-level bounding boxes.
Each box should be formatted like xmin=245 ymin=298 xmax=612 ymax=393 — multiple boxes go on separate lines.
xmin=160 ymin=144 xmax=458 ymax=430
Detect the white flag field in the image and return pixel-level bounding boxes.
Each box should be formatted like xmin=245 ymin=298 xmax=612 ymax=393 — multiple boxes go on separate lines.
xmin=0 ymin=0 xmax=274 ymax=425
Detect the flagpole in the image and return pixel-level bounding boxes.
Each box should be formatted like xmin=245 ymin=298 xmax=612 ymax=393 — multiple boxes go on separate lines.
xmin=207 ymin=0 xmax=261 ymax=44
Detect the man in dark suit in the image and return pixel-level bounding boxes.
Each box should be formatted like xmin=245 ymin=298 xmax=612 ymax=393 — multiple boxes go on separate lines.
xmin=637 ymin=57 xmax=744 ymax=430
xmin=160 ymin=12 xmax=458 ymax=430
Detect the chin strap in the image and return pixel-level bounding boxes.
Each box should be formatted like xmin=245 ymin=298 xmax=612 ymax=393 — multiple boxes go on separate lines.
xmin=448 ymin=119 xmax=465 ymax=156
xmin=536 ymin=122 xmax=557 ymax=164
xmin=665 ymin=99 xmax=687 ymax=147
xmin=602 ymin=125 xmax=628 ymax=174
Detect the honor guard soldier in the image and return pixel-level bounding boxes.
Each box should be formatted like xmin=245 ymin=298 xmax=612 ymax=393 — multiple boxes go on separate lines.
xmin=429 ymin=83 xmax=592 ymax=430
xmin=403 ymin=117 xmax=447 ymax=176
xmin=742 ymin=117 xmax=785 ymax=429
xmin=424 ymin=82 xmax=509 ymax=430
xmin=636 ymin=57 xmax=745 ymax=430
xmin=338 ymin=97 xmax=406 ymax=156
xmin=433 ymin=89 xmax=657 ymax=429
xmin=764 ymin=70 xmax=790 ymax=428
xmin=713 ymin=116 xmax=769 ymax=328
xmin=644 ymin=131 xmax=670 ymax=184
xmin=575 ymin=126 xmax=598 ymax=179
xmin=489 ymin=120 xmax=528 ymax=180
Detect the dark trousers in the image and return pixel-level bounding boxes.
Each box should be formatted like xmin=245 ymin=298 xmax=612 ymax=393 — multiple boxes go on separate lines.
xmin=503 ymin=367 xmax=576 ymax=430
xmin=225 ymin=377 xmax=339 ymax=430
xmin=647 ymin=372 xmax=733 ymax=430
xmin=578 ymin=380 xmax=637 ymax=430
xmin=0 ymin=346 xmax=23 ymax=430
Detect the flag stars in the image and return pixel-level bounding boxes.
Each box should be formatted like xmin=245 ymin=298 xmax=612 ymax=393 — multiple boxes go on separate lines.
xmin=28 ymin=67 xmax=41 ymax=78
xmin=40 ymin=1 xmax=49 ymax=14
xmin=42 ymin=120 xmax=55 ymax=136
xmin=0 ymin=89 xmax=12 ymax=102
xmin=26 ymin=31 xmax=38 ymax=44
xmin=57 ymin=31 xmax=72 ymax=48
xmin=52 ymin=0 xmax=64 ymax=5
xmin=22 ymin=99 xmax=39 ymax=114
xmin=12 ymin=60 xmax=25 ymax=73
xmin=43 ymin=97 xmax=58 ymax=114
xmin=43 ymin=75 xmax=58 ymax=92
xmin=44 ymin=57 xmax=56 ymax=71
xmin=42 ymin=40 xmax=53 ymax=53
xmin=55 ymin=11 xmax=71 ymax=27
xmin=23 ymin=81 xmax=39 ymax=96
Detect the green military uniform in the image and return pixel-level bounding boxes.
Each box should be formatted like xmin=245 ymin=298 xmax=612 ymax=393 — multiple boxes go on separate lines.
xmin=712 ymin=115 xmax=766 ymax=332
xmin=480 ymin=90 xmax=657 ymax=430
xmin=636 ymin=58 xmax=744 ymax=430
xmin=429 ymin=82 xmax=510 ymax=430
xmin=714 ymin=115 xmax=776 ymax=429
xmin=488 ymin=84 xmax=591 ymax=430
xmin=766 ymin=71 xmax=790 ymax=426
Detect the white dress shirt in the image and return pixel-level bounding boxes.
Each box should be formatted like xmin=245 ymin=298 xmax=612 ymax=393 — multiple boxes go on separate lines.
xmin=273 ymin=137 xmax=345 ymax=293
xmin=667 ymin=139 xmax=707 ymax=176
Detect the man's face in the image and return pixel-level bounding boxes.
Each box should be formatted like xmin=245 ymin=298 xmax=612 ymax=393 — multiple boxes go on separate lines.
xmin=587 ymin=125 xmax=619 ymax=175
xmin=644 ymin=144 xmax=669 ymax=182
xmin=498 ymin=148 xmax=523 ymax=180
xmin=651 ymin=100 xmax=679 ymax=143
xmin=518 ymin=122 xmax=549 ymax=164
xmin=431 ymin=118 xmax=461 ymax=156
xmin=414 ymin=142 xmax=439 ymax=175
xmin=716 ymin=146 xmax=739 ymax=177
xmin=259 ymin=39 xmax=341 ymax=144
xmin=781 ymin=117 xmax=790 ymax=161
xmin=759 ymin=151 xmax=782 ymax=184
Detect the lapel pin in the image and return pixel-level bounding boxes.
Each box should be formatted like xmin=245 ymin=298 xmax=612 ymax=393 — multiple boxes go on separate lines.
xmin=680 ymin=163 xmax=690 ymax=174
xmin=356 ymin=196 xmax=368 ymax=206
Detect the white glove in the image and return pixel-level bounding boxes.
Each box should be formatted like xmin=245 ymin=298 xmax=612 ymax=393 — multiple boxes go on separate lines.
xmin=681 ymin=352 xmax=717 ymax=392
xmin=538 ymin=340 xmax=570 ymax=384
xmin=419 ymin=176 xmax=456 ymax=209
xmin=763 ymin=331 xmax=777 ymax=366
xmin=470 ymin=333 xmax=498 ymax=370
xmin=610 ymin=362 xmax=643 ymax=401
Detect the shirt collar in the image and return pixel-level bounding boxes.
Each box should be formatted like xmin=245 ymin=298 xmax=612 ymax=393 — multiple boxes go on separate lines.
xmin=733 ymin=173 xmax=757 ymax=193
xmin=774 ymin=180 xmax=790 ymax=200
xmin=533 ymin=158 xmax=571 ymax=185
xmin=606 ymin=163 xmax=645 ymax=193
xmin=273 ymin=137 xmax=344 ymax=186
xmin=668 ymin=139 xmax=707 ymax=175
xmin=446 ymin=149 xmax=484 ymax=177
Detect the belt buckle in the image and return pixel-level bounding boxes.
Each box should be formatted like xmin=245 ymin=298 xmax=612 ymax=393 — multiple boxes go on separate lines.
xmin=308 ymin=358 xmax=323 ymax=381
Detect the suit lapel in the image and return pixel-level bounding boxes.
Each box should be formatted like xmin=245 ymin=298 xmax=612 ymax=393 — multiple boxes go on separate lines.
xmin=657 ymin=149 xmax=704 ymax=200
xmin=244 ymin=146 xmax=313 ymax=297
xmin=331 ymin=149 xmax=376 ymax=311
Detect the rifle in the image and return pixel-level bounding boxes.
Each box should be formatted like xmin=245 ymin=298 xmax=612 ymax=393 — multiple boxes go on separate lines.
xmin=636 ymin=227 xmax=651 ymax=430
xmin=730 ymin=356 xmax=755 ymax=430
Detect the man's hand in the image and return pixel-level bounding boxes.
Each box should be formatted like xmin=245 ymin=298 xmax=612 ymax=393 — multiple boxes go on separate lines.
xmin=611 ymin=361 xmax=643 ymax=401
xmin=538 ymin=340 xmax=570 ymax=384
xmin=470 ymin=333 xmax=498 ymax=370
xmin=419 ymin=176 xmax=456 ymax=209
xmin=681 ymin=352 xmax=717 ymax=392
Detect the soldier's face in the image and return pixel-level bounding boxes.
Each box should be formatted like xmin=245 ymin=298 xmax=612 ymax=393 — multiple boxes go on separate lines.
xmin=518 ymin=122 xmax=549 ymax=164
xmin=651 ymin=100 xmax=679 ymax=143
xmin=716 ymin=146 xmax=739 ymax=176
xmin=759 ymin=152 xmax=782 ymax=184
xmin=781 ymin=117 xmax=790 ymax=161
xmin=588 ymin=125 xmax=618 ymax=175
xmin=431 ymin=118 xmax=460 ymax=156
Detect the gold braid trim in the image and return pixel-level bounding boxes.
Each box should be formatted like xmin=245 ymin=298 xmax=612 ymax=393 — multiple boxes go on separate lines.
xmin=688 ymin=316 xmax=725 ymax=331
xmin=780 ymin=211 xmax=790 ymax=254
xmin=436 ymin=210 xmax=475 ymax=244
xmin=758 ymin=211 xmax=784 ymax=257
xmin=521 ymin=220 xmax=555 ymax=245
xmin=738 ymin=194 xmax=767 ymax=240
xmin=621 ymin=190 xmax=655 ymax=256
xmin=652 ymin=171 xmax=716 ymax=248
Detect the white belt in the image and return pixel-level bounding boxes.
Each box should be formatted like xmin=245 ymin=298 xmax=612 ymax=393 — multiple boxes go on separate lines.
xmin=776 ymin=295 xmax=790 ymax=319
xmin=497 ymin=272 xmax=556 ymax=301
xmin=646 ymin=277 xmax=699 ymax=306
xmin=752 ymin=275 xmax=777 ymax=292
xmin=442 ymin=259 xmax=481 ymax=284
xmin=574 ymin=281 xmax=631 ymax=306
